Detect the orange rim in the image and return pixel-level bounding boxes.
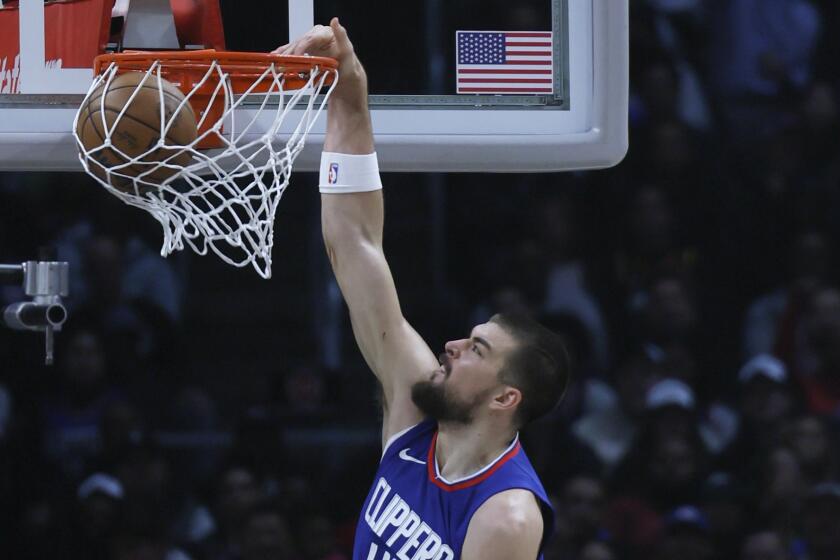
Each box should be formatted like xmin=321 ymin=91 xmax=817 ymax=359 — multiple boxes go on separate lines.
xmin=91 ymin=50 xmax=338 ymax=149
xmin=93 ymin=49 xmax=338 ymax=91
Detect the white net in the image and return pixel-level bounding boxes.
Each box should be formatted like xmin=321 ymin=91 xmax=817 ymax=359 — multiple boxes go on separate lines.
xmin=73 ymin=57 xmax=338 ymax=279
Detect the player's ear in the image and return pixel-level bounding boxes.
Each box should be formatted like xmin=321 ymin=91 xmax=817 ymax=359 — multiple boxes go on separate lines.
xmin=493 ymin=386 xmax=521 ymax=413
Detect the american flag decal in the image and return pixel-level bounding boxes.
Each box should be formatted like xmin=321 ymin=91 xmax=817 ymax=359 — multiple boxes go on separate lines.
xmin=456 ymin=31 xmax=554 ymax=94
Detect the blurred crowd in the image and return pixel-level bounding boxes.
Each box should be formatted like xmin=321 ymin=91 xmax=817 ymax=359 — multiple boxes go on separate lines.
xmin=2 ymin=0 xmax=840 ymax=559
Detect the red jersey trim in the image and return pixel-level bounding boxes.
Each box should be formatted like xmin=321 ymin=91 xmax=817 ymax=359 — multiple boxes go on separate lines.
xmin=427 ymin=430 xmax=522 ymax=492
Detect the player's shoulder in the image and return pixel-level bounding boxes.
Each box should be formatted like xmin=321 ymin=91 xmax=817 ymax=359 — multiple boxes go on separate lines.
xmin=472 ymin=488 xmax=543 ymax=532
xmin=462 ymin=489 xmax=543 ymax=559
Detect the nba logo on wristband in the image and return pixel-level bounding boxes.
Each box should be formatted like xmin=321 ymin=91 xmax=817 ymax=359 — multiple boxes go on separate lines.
xmin=319 ymin=152 xmax=382 ymax=193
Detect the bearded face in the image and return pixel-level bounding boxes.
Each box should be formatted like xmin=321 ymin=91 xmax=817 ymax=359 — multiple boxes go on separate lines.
xmin=411 ymin=352 xmax=492 ymax=425
xmin=412 ymin=322 xmax=519 ymax=426
xmin=411 ymin=379 xmax=476 ymax=425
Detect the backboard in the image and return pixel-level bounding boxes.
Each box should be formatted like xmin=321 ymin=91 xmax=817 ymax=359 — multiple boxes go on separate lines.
xmin=0 ymin=0 xmax=628 ymax=172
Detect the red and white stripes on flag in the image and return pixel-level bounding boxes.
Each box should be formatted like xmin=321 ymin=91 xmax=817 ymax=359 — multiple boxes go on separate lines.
xmin=456 ymin=31 xmax=554 ymax=94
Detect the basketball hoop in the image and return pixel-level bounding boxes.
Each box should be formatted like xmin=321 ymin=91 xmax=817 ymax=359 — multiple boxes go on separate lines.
xmin=73 ymin=50 xmax=338 ymax=278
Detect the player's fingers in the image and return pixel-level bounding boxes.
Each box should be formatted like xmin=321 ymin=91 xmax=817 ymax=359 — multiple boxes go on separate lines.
xmin=272 ymin=43 xmax=292 ymax=55
xmin=330 ymin=17 xmax=352 ymax=51
xmin=291 ymin=41 xmax=311 ymax=56
xmin=291 ymin=26 xmax=334 ymax=56
xmin=284 ymin=42 xmax=303 ymax=56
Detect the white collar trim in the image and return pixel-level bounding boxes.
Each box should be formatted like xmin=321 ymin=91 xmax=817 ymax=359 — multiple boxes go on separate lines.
xmin=434 ymin=432 xmax=520 ymax=485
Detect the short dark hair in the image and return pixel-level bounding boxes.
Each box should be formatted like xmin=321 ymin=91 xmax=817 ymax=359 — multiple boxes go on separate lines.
xmin=490 ymin=313 xmax=571 ymax=428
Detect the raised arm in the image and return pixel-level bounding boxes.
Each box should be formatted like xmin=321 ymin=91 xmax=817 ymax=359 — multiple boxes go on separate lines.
xmin=276 ymin=20 xmax=437 ymax=442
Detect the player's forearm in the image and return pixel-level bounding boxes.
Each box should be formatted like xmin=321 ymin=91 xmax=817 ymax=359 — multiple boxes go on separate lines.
xmin=321 ymin=191 xmax=383 ymax=252
xmin=324 ymin=64 xmax=374 ymax=155
xmin=321 ymin=198 xmax=405 ymax=383
xmin=321 ymin=60 xmax=381 ymax=248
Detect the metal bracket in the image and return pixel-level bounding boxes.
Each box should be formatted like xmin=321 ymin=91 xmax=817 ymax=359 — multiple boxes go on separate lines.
xmin=121 ymin=0 xmax=181 ymax=50
xmin=1 ymin=261 xmax=69 ymax=365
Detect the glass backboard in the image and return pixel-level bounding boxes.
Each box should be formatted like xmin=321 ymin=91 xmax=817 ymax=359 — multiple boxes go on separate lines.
xmin=0 ymin=0 xmax=627 ymax=172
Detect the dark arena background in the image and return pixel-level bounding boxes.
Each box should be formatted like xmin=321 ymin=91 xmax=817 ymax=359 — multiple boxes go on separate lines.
xmin=2 ymin=1 xmax=840 ymax=559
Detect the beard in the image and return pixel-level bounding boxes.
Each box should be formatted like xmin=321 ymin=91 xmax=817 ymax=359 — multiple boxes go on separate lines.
xmin=411 ymin=380 xmax=477 ymax=425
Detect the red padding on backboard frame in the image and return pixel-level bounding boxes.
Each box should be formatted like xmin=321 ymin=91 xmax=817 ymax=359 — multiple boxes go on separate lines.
xmin=172 ymin=0 xmax=225 ymax=50
xmin=0 ymin=0 xmax=224 ymax=94
xmin=0 ymin=0 xmax=114 ymax=93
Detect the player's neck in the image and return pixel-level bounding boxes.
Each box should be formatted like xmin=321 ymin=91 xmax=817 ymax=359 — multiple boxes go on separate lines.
xmin=434 ymin=420 xmax=517 ymax=482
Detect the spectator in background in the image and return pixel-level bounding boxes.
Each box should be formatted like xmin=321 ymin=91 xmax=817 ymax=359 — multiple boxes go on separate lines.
xmin=782 ymin=416 xmax=838 ymax=485
xmin=572 ymin=353 xmax=664 ymax=469
xmin=282 ymin=363 xmax=331 ymax=420
xmin=70 ymin=473 xmax=125 ymax=560
xmin=549 ymin=475 xmax=610 ymax=560
xmin=232 ymin=406 xmax=287 ymax=493
xmin=646 ymin=376 xmax=737 ymax=456
xmin=739 ymin=356 xmax=796 ymax=429
xmin=296 ymin=514 xmax=348 ymax=560
xmin=55 ymin=223 xmax=183 ymax=324
xmin=96 ymin=401 xmax=145 ymax=474
xmin=611 ymin=388 xmax=711 ymax=515
xmin=238 ymin=503 xmax=297 ymax=560
xmin=638 ymin=120 xmax=706 ymax=187
xmin=756 ymin=446 xmax=806 ymax=540
xmin=613 ymin=188 xmax=691 ymax=312
xmin=740 ymin=530 xmax=790 ymax=560
xmin=699 ymin=472 xmax=749 ymax=559
xmin=743 ymin=231 xmax=830 ymax=361
xmin=644 ymin=379 xmax=699 ymax=441
xmin=164 ymin=386 xmax=224 ymax=485
xmin=720 ymin=355 xmax=798 ymax=478
xmin=538 ymin=193 xmax=611 ymax=372
xmin=632 ymin=53 xmax=682 ymax=128
xmin=604 ymin=382 xmax=713 ymax=555
xmin=707 ymin=0 xmax=821 ymax=139
xmin=111 ymin=539 xmax=192 ymax=560
xmin=631 ymin=0 xmax=712 ymax=132
xmin=799 ymin=482 xmax=840 ymax=560
xmin=113 ymin=445 xmax=194 ymax=560
xmin=16 ymin=496 xmax=71 ymax=560
xmin=655 ymin=505 xmax=716 ymax=560
xmin=635 ymin=276 xmax=699 ymax=378
xmin=200 ymin=464 xmax=263 ymax=560
xmin=42 ymin=325 xmax=124 ymax=482
xmin=52 ymin=225 xmax=184 ymax=376
xmin=578 ymin=541 xmax=617 ymax=560
xmin=797 ymin=82 xmax=839 ymax=176
xmin=795 ymin=283 xmax=840 ymax=376
xmin=798 ymin=287 xmax=840 ymax=417
xmin=631 ymin=46 xmax=712 ymax=133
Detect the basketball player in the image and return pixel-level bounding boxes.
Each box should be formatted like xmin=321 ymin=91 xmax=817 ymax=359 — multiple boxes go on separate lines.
xmin=275 ymin=19 xmax=570 ymax=559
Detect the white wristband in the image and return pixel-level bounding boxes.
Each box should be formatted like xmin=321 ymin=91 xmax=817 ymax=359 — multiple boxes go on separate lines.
xmin=319 ymin=152 xmax=383 ymax=194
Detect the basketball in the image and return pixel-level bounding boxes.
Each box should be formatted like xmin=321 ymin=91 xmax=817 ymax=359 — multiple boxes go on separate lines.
xmin=75 ymin=72 xmax=198 ymax=192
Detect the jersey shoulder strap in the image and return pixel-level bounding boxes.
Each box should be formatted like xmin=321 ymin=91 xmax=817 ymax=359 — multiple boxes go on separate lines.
xmin=381 ymin=418 xmax=435 ymax=462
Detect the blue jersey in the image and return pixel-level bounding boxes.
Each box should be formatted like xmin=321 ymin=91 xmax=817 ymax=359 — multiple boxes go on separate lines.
xmin=354 ymin=419 xmax=554 ymax=559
